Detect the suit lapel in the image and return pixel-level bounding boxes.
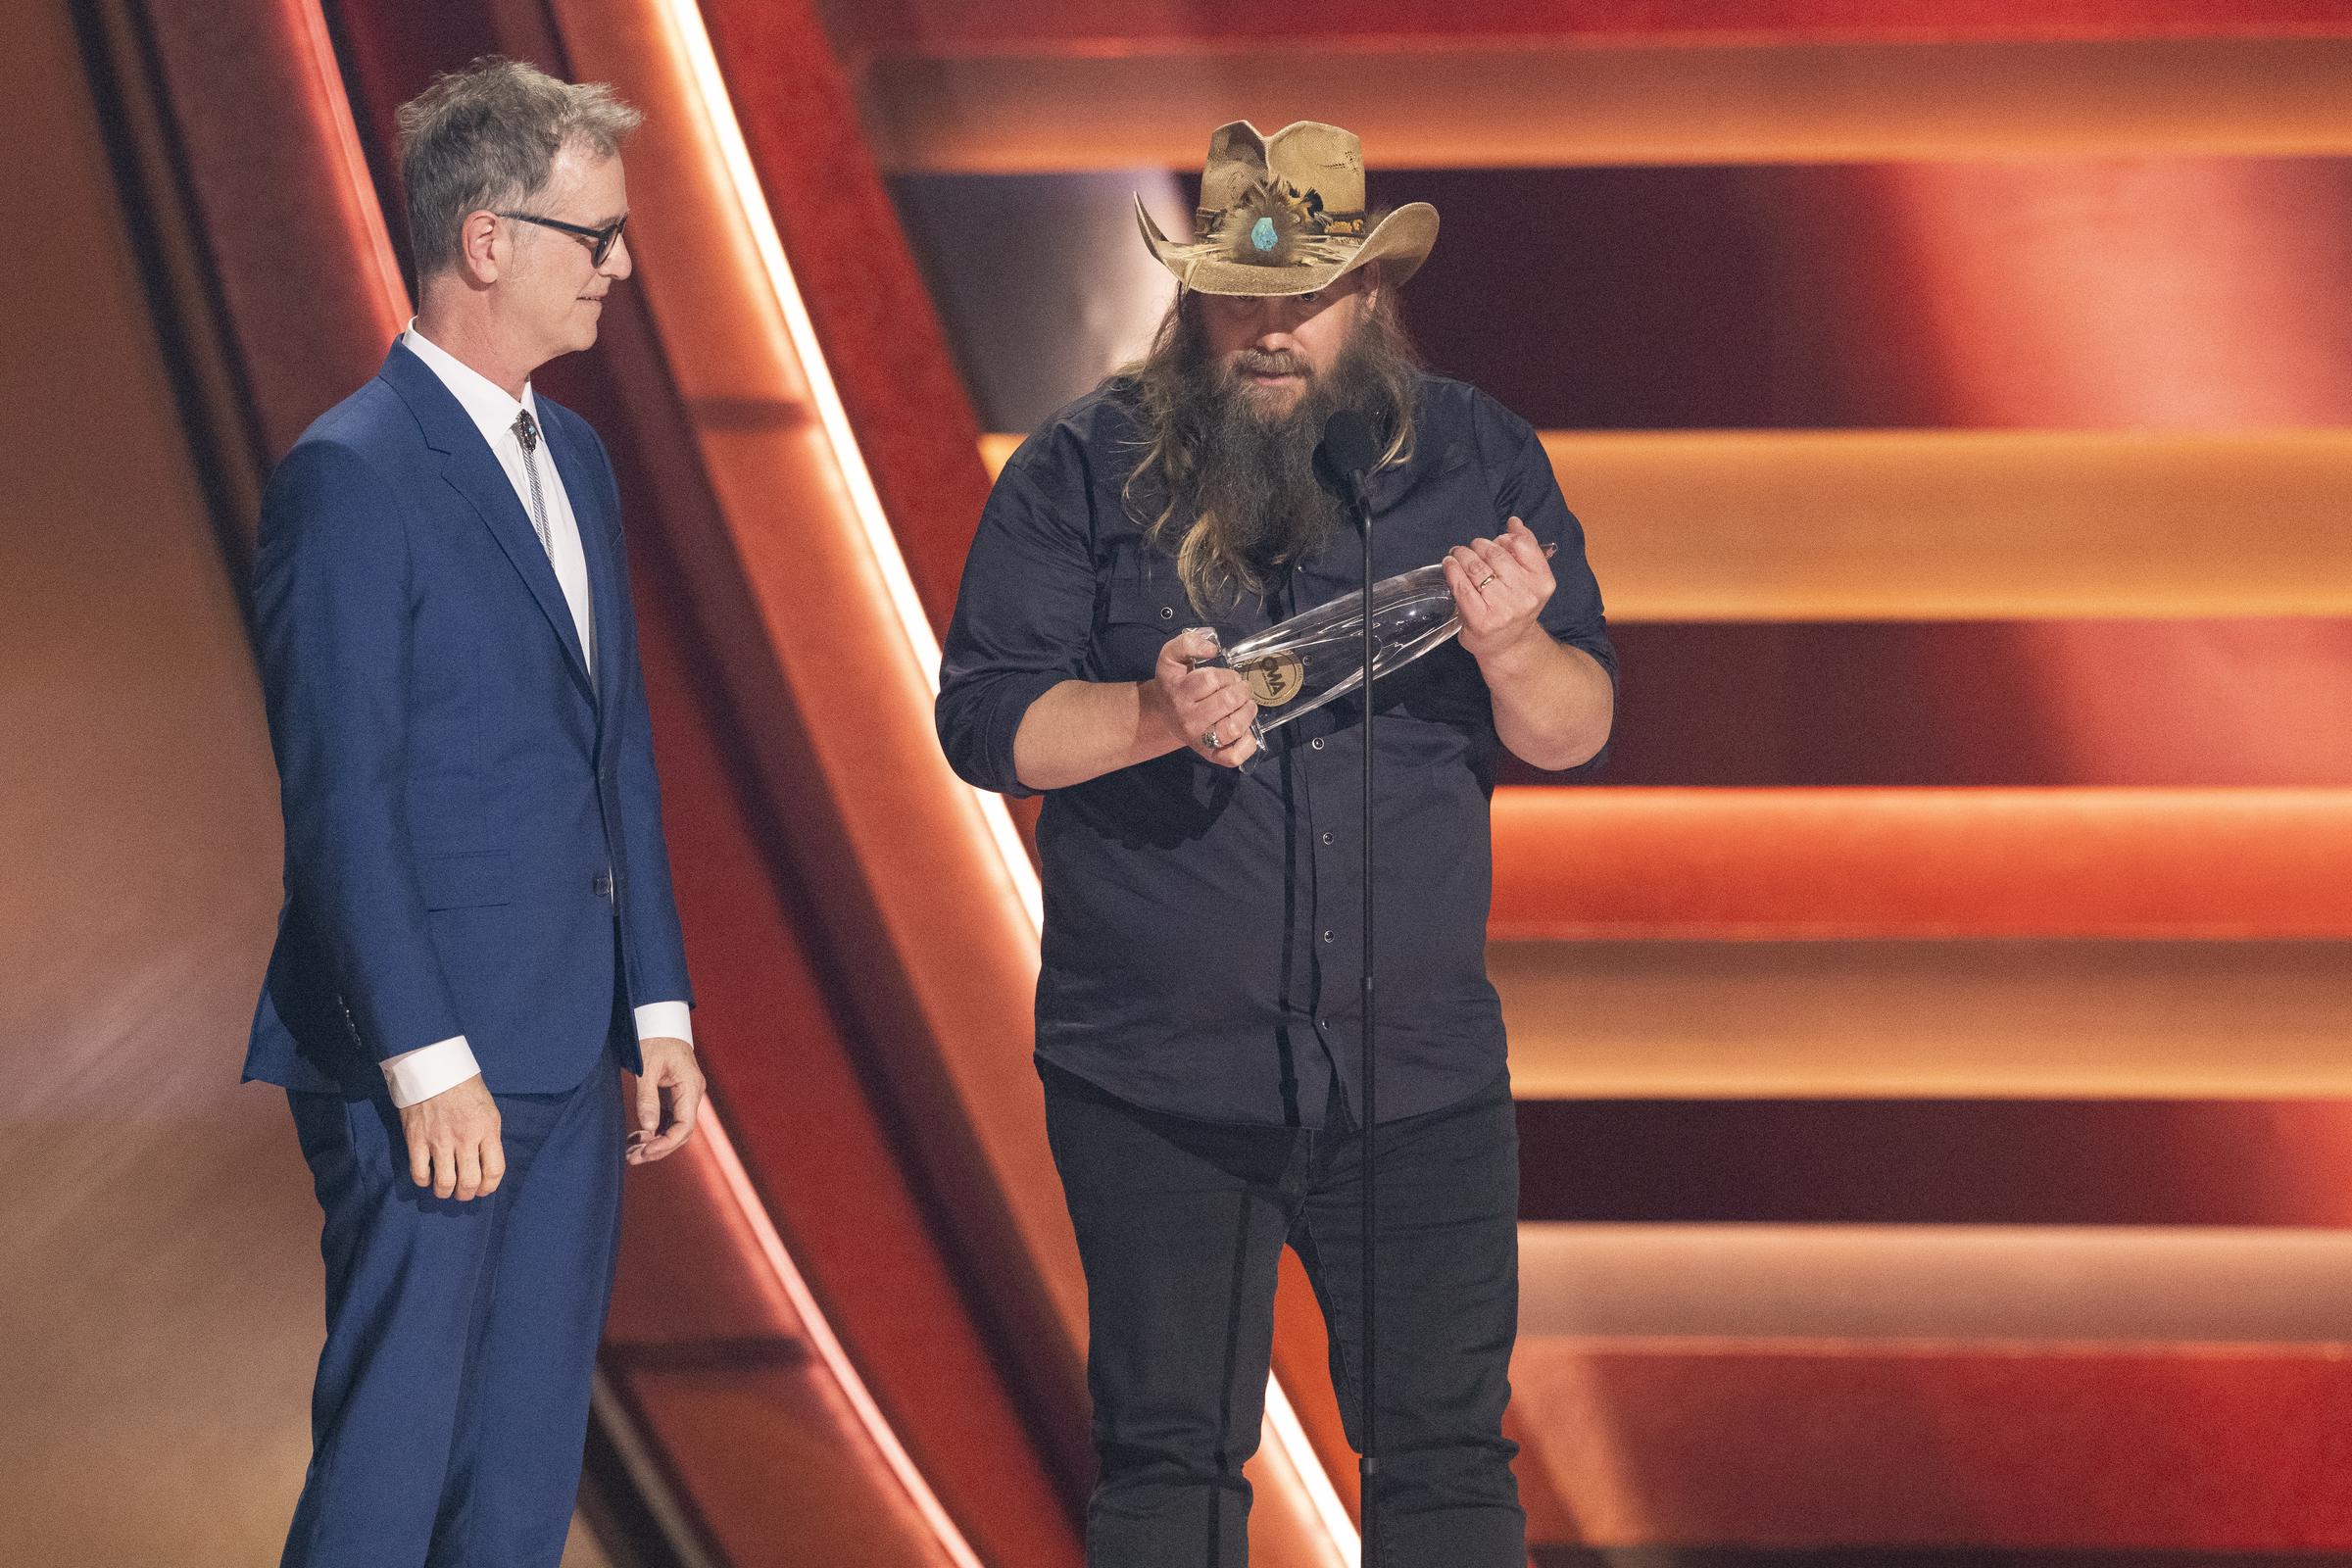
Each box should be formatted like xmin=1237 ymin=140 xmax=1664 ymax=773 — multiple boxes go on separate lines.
xmin=378 ymin=343 xmax=595 ymax=706
xmin=542 ymin=410 xmax=625 ymax=746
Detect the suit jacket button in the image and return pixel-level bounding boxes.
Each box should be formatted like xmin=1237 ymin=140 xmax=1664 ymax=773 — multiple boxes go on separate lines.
xmin=593 ymin=871 xmax=614 ymax=899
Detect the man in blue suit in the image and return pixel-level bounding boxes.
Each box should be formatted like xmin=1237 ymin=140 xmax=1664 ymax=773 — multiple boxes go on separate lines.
xmin=245 ymin=58 xmax=703 ymax=1568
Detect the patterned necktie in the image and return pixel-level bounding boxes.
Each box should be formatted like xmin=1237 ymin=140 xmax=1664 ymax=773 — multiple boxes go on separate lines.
xmin=511 ymin=408 xmax=553 ymax=560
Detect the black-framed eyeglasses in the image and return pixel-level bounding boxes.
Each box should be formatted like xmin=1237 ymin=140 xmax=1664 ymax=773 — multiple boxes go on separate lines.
xmin=496 ymin=211 xmax=628 ymax=267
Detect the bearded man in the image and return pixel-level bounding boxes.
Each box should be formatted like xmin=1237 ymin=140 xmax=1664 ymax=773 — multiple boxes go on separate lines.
xmin=938 ymin=121 xmax=1615 ymax=1566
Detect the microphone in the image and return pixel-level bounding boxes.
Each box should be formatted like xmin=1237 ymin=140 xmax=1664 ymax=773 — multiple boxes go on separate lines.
xmin=1317 ymin=409 xmax=1379 ymax=514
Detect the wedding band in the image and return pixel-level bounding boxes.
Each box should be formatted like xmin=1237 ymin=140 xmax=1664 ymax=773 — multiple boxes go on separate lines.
xmin=1477 ymin=572 xmax=1497 ymax=589
xmin=1203 ymin=728 xmax=1222 ymax=750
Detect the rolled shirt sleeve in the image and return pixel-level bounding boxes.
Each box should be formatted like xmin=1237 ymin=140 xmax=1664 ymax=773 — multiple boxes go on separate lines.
xmin=1481 ymin=399 xmax=1617 ymax=688
xmin=937 ymin=446 xmax=1106 ymax=797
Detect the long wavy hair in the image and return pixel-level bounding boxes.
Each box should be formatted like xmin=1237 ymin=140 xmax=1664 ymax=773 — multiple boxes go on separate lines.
xmin=1120 ymin=273 xmax=1420 ymax=612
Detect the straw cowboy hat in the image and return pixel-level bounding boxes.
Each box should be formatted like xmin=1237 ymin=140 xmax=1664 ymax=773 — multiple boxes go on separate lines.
xmin=1136 ymin=120 xmax=1439 ymax=297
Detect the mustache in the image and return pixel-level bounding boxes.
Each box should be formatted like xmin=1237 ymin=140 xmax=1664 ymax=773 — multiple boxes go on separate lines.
xmin=1230 ymin=349 xmax=1311 ymax=378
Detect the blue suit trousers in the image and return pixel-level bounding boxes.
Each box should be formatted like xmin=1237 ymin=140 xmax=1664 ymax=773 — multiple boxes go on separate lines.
xmin=279 ymin=1039 xmax=624 ymax=1568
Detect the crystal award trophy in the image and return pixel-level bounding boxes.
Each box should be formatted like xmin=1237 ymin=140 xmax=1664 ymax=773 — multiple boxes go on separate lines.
xmin=1205 ymin=544 xmax=1556 ymax=744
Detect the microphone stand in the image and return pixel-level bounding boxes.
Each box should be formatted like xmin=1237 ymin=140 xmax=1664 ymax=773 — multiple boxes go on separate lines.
xmin=1338 ymin=459 xmax=1381 ymax=1566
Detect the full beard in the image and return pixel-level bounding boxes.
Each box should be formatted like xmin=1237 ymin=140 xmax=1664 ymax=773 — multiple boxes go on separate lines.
xmin=1159 ymin=311 xmax=1407 ymax=605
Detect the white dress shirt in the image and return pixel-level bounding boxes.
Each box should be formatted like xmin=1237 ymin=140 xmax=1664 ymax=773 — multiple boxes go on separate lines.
xmin=378 ymin=321 xmax=691 ymax=1108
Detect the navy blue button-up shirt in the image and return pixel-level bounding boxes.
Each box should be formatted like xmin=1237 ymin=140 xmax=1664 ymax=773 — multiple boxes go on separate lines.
xmin=938 ymin=372 xmax=1615 ymax=1126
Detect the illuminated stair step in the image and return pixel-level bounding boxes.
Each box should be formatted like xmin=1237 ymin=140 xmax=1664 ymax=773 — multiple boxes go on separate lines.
xmin=824 ymin=0 xmax=2352 ymax=55
xmin=1519 ymin=1223 xmax=2352 ymax=1342
xmin=1490 ymin=787 xmax=2352 ymax=941
xmin=870 ymin=38 xmax=2352 ymax=173
xmin=1507 ymin=1337 xmax=2352 ymax=1550
xmin=1545 ymin=429 xmax=2352 ymax=621
xmin=1495 ymin=939 xmax=2352 ymax=1101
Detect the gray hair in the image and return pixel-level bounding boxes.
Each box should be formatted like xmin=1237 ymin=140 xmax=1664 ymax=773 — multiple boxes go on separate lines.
xmin=394 ymin=56 xmax=642 ymax=281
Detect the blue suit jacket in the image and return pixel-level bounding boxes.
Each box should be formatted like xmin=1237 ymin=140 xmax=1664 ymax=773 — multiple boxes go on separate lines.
xmin=245 ymin=341 xmax=693 ymax=1097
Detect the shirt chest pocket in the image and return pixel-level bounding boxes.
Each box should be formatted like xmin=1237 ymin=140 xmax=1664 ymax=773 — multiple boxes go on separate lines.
xmin=1097 ymin=550 xmax=1188 ymax=682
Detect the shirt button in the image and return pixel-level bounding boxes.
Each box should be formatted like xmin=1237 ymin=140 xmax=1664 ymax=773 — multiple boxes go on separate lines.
xmin=1321 ymin=929 xmax=1336 ymax=943
xmin=1321 ymin=831 xmax=1335 ymax=846
xmin=1159 ymin=606 xmax=1175 ymax=619
xmin=1311 ymin=737 xmax=1326 ymax=751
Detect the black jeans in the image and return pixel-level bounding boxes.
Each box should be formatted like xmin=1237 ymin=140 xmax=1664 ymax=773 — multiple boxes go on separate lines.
xmin=1042 ymin=1060 xmax=1524 ymax=1567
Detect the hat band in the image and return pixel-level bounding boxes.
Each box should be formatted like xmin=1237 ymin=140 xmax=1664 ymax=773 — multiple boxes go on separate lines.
xmin=1192 ymin=207 xmax=1368 ymax=242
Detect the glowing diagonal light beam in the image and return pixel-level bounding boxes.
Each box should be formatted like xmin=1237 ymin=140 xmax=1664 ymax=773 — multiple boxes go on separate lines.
xmin=649 ymin=0 xmax=1038 ymax=931
xmin=647 ymin=0 xmax=1358 ymax=1558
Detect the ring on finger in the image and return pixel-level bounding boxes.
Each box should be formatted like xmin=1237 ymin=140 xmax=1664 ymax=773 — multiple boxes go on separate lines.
xmin=1477 ymin=572 xmax=1497 ymax=589
xmin=1202 ymin=727 xmax=1223 ymax=750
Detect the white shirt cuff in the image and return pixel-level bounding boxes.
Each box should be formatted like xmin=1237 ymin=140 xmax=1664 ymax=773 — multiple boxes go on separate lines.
xmin=378 ymin=1005 xmax=689 ymax=1106
xmin=379 ymin=1036 xmax=483 ymax=1108
xmin=634 ymin=1001 xmax=693 ymax=1048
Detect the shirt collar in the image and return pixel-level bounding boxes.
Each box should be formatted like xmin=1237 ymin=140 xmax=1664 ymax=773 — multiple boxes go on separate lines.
xmin=402 ymin=318 xmax=540 ymax=452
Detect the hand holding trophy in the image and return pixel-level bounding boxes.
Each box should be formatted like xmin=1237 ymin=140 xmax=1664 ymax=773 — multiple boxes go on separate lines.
xmin=1149 ymin=628 xmax=1262 ymax=768
xmin=1198 ymin=531 xmax=1559 ymax=755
